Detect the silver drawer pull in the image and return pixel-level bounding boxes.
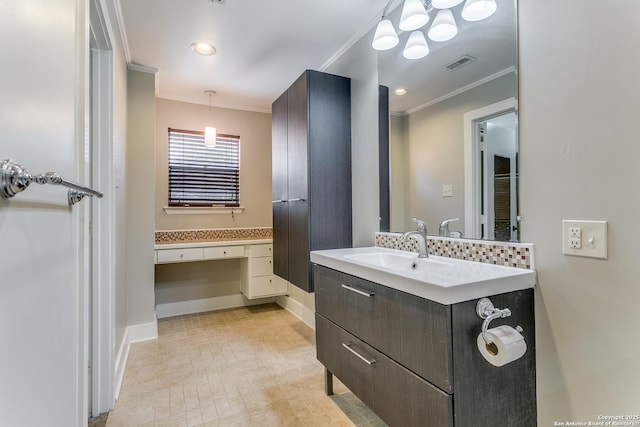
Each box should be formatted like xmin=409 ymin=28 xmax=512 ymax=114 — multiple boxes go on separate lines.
xmin=288 ymin=198 xmax=306 ymax=202
xmin=341 ymin=284 xmax=374 ymax=297
xmin=342 ymin=343 xmax=376 ymax=365
xmin=272 ymin=199 xmax=287 ymax=203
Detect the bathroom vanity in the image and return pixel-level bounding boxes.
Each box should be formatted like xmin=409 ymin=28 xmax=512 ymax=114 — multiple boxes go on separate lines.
xmin=312 ymin=247 xmax=536 ymax=427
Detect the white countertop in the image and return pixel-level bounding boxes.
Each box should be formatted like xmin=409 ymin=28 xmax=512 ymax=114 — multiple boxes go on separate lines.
xmin=310 ymin=246 xmax=536 ymax=305
xmin=155 ymin=239 xmax=272 ymax=250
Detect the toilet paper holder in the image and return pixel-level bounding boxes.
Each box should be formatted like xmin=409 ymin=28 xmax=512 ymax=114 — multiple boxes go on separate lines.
xmin=476 ymin=298 xmax=523 ymax=345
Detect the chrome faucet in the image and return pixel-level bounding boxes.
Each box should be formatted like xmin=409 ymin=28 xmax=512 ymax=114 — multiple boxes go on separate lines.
xmin=400 ymin=218 xmax=429 ymax=258
xmin=438 ymin=218 xmax=460 ymax=237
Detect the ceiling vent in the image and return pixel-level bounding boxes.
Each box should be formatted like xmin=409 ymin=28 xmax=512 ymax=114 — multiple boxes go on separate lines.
xmin=444 ymin=55 xmax=476 ymax=71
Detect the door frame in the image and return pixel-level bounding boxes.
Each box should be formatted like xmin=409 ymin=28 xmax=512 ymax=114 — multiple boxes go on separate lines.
xmin=463 ymin=98 xmax=517 ymax=239
xmin=88 ymin=0 xmax=116 ymax=417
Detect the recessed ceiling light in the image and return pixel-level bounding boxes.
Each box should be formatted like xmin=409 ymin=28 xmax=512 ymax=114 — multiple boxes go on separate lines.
xmin=394 ymin=88 xmax=408 ymax=96
xmin=191 ymin=42 xmax=216 ymax=56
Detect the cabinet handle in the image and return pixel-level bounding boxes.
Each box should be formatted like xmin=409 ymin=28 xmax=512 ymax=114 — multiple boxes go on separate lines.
xmin=288 ymin=198 xmax=306 ymax=202
xmin=272 ymin=199 xmax=287 ymax=204
xmin=342 ymin=343 xmax=376 ymax=365
xmin=341 ymin=284 xmax=374 ymax=297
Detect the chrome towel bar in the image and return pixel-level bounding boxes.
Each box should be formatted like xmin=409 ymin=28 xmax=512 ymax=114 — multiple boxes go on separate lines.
xmin=1 ymin=159 xmax=103 ymax=206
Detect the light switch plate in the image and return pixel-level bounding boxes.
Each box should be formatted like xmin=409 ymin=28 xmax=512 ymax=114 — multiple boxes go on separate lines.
xmin=562 ymin=220 xmax=607 ymax=259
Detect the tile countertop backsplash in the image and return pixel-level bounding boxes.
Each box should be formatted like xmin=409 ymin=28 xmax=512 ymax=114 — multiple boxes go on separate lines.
xmin=155 ymin=227 xmax=272 ymax=244
xmin=375 ymin=232 xmax=535 ymax=270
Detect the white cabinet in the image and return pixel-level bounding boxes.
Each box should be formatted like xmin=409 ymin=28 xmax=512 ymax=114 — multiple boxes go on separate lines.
xmin=242 ymin=244 xmax=288 ymax=299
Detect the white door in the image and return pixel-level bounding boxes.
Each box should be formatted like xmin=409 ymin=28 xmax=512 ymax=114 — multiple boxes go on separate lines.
xmin=0 ymin=1 xmax=90 ymax=426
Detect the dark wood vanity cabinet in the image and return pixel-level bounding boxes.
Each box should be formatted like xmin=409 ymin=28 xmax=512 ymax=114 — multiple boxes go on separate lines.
xmin=272 ymin=70 xmax=352 ymax=293
xmin=314 ymin=264 xmax=537 ymax=427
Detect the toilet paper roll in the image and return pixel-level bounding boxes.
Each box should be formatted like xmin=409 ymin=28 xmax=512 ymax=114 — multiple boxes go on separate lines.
xmin=476 ymin=325 xmax=527 ymax=367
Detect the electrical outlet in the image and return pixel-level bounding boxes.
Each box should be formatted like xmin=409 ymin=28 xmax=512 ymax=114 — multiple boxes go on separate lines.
xmin=562 ymin=220 xmax=608 ymax=259
xmin=442 ymin=184 xmax=453 ymax=197
xmin=569 ymin=227 xmax=581 ymax=238
xmin=568 ymin=238 xmax=581 ymax=249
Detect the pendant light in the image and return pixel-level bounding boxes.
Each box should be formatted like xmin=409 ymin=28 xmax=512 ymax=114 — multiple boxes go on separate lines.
xmin=204 ymin=90 xmax=217 ymax=148
xmin=403 ymin=31 xmax=430 ymax=59
xmin=461 ymin=0 xmax=497 ymax=21
xmin=428 ymin=9 xmax=458 ymax=42
xmin=372 ymin=18 xmax=399 ymax=50
xmin=399 ymin=0 xmax=429 ymax=32
xmin=431 ymin=0 xmax=464 ymax=9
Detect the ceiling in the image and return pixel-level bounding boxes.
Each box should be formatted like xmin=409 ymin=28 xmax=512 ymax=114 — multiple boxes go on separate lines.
xmin=117 ymin=0 xmax=516 ymax=114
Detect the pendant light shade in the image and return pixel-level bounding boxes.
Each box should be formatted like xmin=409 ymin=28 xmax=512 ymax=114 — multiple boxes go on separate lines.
xmin=403 ymin=31 xmax=430 ymax=59
xmin=399 ymin=0 xmax=429 ymax=32
xmin=204 ymin=90 xmax=217 ymax=148
xmin=461 ymin=0 xmax=497 ymax=21
xmin=431 ymin=0 xmax=464 ymax=9
xmin=372 ymin=19 xmax=399 ymax=50
xmin=428 ymin=9 xmax=458 ymax=42
xmin=204 ymin=126 xmax=217 ymax=147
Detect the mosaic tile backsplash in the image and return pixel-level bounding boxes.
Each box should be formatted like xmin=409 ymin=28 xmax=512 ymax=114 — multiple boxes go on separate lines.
xmin=375 ymin=232 xmax=534 ymax=270
xmin=156 ymin=227 xmax=272 ymax=244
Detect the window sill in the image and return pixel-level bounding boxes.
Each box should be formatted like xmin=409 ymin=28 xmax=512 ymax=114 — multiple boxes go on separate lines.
xmin=163 ymin=206 xmax=245 ymax=215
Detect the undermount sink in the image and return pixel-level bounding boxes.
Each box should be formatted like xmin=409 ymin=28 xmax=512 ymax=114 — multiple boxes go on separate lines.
xmin=310 ymin=246 xmax=536 ymax=304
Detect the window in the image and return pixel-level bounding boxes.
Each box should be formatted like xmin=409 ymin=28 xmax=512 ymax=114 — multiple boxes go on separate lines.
xmin=168 ymin=128 xmax=240 ymax=207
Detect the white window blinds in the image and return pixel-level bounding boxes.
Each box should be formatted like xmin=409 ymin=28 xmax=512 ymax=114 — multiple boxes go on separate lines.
xmin=168 ymin=128 xmax=240 ymax=207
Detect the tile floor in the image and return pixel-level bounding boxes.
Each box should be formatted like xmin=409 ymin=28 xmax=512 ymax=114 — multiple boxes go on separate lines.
xmin=106 ymin=304 xmax=386 ymax=427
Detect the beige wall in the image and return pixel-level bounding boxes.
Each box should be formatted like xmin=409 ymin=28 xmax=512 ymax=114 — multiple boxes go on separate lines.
xmin=519 ymin=0 xmax=640 ymax=422
xmin=154 ymin=99 xmax=272 ymax=306
xmin=155 ymin=98 xmax=272 ymax=230
xmin=126 ymin=69 xmax=157 ymax=325
xmin=394 ymin=72 xmax=516 ymax=234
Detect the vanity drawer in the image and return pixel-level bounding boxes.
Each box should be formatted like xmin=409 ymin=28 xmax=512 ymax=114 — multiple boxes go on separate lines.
xmin=314 ymin=264 xmax=453 ymax=393
xmin=316 ymin=314 xmax=453 ymax=427
xmin=203 ymin=245 xmax=245 ymax=260
xmin=251 ymin=244 xmax=273 ymax=258
xmin=250 ymin=256 xmax=273 ymax=277
xmin=244 ymin=275 xmax=287 ymax=299
xmin=156 ymin=247 xmax=203 ymax=264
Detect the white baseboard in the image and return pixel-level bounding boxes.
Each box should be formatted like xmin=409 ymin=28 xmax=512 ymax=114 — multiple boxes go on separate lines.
xmin=156 ymin=294 xmax=275 ymax=319
xmin=114 ymin=315 xmax=158 ymax=400
xmin=276 ymin=295 xmax=315 ymax=330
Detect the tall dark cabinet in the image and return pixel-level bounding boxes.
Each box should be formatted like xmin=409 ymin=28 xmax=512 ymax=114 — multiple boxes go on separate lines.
xmin=272 ymin=69 xmax=352 ymax=293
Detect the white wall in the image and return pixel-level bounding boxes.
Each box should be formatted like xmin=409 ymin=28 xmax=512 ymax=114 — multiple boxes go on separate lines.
xmin=519 ymin=0 xmax=640 ymax=422
xmin=0 ymin=0 xmax=88 ymax=425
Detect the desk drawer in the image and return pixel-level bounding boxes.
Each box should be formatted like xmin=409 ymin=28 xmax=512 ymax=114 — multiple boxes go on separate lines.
xmin=252 ymin=244 xmax=273 ymax=258
xmin=314 ymin=264 xmax=453 ymax=393
xmin=250 ymin=257 xmax=273 ymax=277
xmin=244 ymin=275 xmax=287 ymax=299
xmin=156 ymin=247 xmax=204 ymax=264
xmin=203 ymin=245 xmax=245 ymax=260
xmin=316 ymin=314 xmax=453 ymax=427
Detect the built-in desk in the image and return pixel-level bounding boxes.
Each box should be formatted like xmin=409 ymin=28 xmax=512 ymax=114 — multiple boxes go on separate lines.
xmin=154 ymin=239 xmax=288 ymax=300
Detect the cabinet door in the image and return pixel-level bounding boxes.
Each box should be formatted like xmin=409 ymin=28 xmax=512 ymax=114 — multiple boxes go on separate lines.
xmin=314 ymin=265 xmax=454 ymax=393
xmin=286 ymin=72 xmax=311 ymax=291
xmin=272 ymin=91 xmax=289 ymax=280
xmin=316 ymin=314 xmax=453 ymax=427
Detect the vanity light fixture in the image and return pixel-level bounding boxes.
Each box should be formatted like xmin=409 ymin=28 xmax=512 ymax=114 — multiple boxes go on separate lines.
xmin=432 ymin=0 xmax=464 ymax=9
xmin=403 ymin=31 xmax=430 ymax=59
xmin=428 ymin=9 xmax=458 ymax=42
xmin=461 ymin=0 xmax=497 ymax=21
xmin=372 ymin=19 xmax=399 ymax=50
xmin=204 ymin=90 xmax=217 ymax=147
xmin=399 ymin=0 xmax=429 ymax=32
xmin=372 ymin=0 xmax=496 ymax=58
xmin=191 ymin=42 xmax=216 ymax=56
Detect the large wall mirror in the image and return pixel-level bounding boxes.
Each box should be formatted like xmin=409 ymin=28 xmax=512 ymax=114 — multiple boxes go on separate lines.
xmin=376 ymin=0 xmax=518 ymax=241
